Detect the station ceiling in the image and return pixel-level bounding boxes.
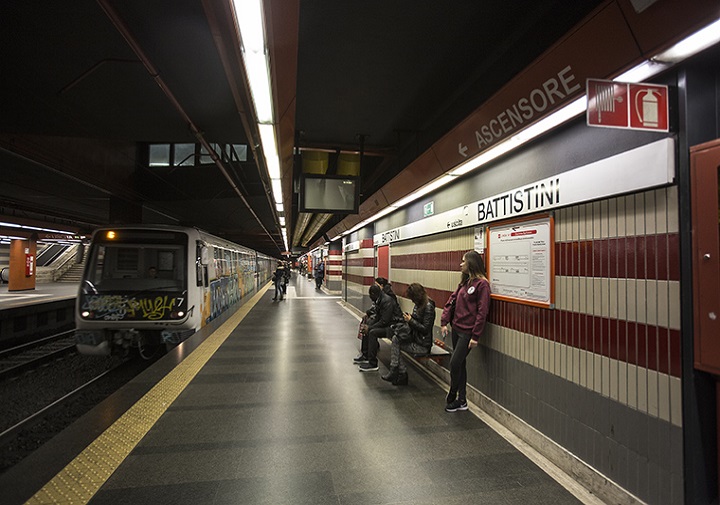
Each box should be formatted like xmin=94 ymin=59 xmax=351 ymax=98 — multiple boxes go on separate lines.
xmin=0 ymin=0 xmax=606 ymax=257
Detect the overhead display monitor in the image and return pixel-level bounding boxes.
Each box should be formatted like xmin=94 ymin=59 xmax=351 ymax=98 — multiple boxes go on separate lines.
xmin=299 ymin=174 xmax=359 ymax=214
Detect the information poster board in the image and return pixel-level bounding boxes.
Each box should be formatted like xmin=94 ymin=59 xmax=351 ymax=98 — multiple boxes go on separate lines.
xmin=487 ymin=215 xmax=554 ymax=308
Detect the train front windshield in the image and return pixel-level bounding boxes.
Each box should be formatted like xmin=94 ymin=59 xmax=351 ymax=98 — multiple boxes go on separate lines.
xmin=84 ymin=231 xmax=188 ymax=294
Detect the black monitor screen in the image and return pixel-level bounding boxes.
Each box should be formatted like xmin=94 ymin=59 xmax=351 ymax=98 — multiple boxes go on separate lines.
xmin=300 ymin=175 xmax=359 ymax=213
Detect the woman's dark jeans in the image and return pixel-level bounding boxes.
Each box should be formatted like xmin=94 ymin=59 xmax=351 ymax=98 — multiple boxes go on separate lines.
xmin=449 ymin=328 xmax=472 ymax=403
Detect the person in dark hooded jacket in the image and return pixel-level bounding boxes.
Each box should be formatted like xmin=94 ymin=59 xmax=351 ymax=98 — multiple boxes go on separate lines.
xmin=272 ymin=263 xmax=286 ymax=301
xmin=382 ymin=283 xmax=436 ymax=385
xmin=356 ymin=284 xmax=402 ymax=372
xmin=375 ymin=277 xmax=397 ymax=302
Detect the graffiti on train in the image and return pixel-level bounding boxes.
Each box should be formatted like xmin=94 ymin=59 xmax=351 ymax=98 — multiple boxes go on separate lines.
xmin=207 ymin=275 xmax=240 ymax=322
xmin=81 ymin=293 xmax=185 ymax=321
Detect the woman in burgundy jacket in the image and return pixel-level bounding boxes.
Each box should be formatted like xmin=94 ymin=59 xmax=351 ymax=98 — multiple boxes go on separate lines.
xmin=440 ymin=250 xmax=491 ymax=412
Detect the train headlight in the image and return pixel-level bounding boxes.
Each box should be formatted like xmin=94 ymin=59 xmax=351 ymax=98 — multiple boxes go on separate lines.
xmin=171 ymin=311 xmax=185 ymax=318
xmin=81 ymin=310 xmax=93 ymax=318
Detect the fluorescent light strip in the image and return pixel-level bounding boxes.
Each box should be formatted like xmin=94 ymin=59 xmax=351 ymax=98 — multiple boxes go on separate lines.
xmin=233 ymin=0 xmax=287 ymax=249
xmin=271 ymin=179 xmax=283 ymax=202
xmin=243 ymin=52 xmax=274 ymax=123
xmin=0 ymin=221 xmax=75 ymax=235
xmin=232 ymin=0 xmax=265 ymax=53
xmin=653 ymin=17 xmax=720 ymax=63
xmin=392 ymin=175 xmax=457 ymax=208
xmin=258 ymin=124 xmax=281 ymax=179
xmin=614 ymin=60 xmax=670 ymax=83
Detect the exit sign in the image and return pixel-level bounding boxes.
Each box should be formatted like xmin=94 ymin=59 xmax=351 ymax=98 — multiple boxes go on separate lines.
xmin=423 ymin=201 xmax=434 ymax=217
xmin=587 ymin=78 xmax=669 ymax=132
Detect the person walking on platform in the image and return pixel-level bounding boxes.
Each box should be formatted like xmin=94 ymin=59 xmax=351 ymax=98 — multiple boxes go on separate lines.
xmin=357 ymin=284 xmax=402 ymax=372
xmin=272 ymin=262 xmax=286 ymax=301
xmin=382 ymin=283 xmax=435 ymax=385
xmin=314 ymin=261 xmax=324 ymax=289
xmin=440 ymin=251 xmax=491 ymax=412
xmin=282 ymin=261 xmax=290 ymax=295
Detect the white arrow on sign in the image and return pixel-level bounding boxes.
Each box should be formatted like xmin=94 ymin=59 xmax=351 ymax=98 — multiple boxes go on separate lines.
xmin=458 ymin=142 xmax=468 ymax=157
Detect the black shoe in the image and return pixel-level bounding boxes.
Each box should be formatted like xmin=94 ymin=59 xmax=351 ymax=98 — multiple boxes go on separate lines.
xmin=358 ymin=363 xmax=379 ymax=372
xmin=381 ymin=368 xmax=399 ymax=382
xmin=445 ymin=399 xmax=468 ymax=412
xmin=393 ymin=372 xmax=408 ymax=386
xmin=353 ymin=354 xmax=369 ymax=365
xmin=272 ymin=297 xmax=277 ymax=301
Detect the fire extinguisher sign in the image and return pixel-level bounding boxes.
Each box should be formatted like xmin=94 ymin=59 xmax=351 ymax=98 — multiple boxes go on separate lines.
xmin=587 ymin=79 xmax=669 ymax=132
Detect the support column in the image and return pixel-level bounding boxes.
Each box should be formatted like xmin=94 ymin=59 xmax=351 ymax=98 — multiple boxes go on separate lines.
xmin=8 ymin=237 xmax=36 ymax=291
xmin=326 ymin=241 xmax=342 ymax=293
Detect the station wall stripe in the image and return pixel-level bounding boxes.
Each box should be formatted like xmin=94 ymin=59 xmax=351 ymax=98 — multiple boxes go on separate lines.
xmin=345 ymin=273 xmax=375 ymax=286
xmin=391 ymin=250 xmax=465 ymax=271
xmin=345 ymin=257 xmax=375 ymax=267
xmin=392 ymin=280 xmax=680 ymax=377
xmin=555 ymin=234 xmax=679 ymax=280
xmin=390 ymin=233 xmax=679 ymax=281
xmin=25 ymin=285 xmax=269 ymax=505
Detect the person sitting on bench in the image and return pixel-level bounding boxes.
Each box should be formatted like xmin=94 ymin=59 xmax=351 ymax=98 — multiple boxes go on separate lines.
xmin=382 ymin=283 xmax=436 ymax=385
xmin=356 ymin=284 xmax=402 ymax=372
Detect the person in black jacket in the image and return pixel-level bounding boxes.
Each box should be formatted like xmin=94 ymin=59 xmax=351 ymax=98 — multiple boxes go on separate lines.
xmin=382 ymin=283 xmax=436 ymax=385
xmin=375 ymin=277 xmax=397 ymax=302
xmin=357 ymin=284 xmax=402 ymax=372
xmin=314 ymin=262 xmax=324 ymax=289
xmin=352 ymin=277 xmax=395 ymax=360
xmin=272 ymin=263 xmax=286 ymax=301
xmin=282 ymin=261 xmax=290 ymax=294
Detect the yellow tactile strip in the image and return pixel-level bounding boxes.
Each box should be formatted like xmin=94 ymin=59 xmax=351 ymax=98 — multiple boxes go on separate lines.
xmin=25 ymin=285 xmax=270 ymax=505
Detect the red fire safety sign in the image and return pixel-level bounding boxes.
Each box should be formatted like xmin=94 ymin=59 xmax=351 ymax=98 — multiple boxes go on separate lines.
xmin=586 ymin=79 xmax=669 ymax=132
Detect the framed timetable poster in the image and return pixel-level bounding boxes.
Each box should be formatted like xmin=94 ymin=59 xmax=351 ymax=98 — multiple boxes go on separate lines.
xmin=487 ymin=214 xmax=554 ymax=308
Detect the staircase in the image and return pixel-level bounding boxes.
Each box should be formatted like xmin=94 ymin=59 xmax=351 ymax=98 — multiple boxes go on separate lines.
xmin=59 ymin=262 xmax=85 ymax=282
xmin=57 ymin=246 xmax=89 ymax=283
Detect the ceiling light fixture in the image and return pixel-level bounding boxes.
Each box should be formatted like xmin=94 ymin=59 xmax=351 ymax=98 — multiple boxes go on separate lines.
xmin=0 ymin=221 xmax=76 ymax=235
xmin=232 ymin=0 xmax=288 ymax=252
xmin=652 ymin=17 xmax=720 ymax=63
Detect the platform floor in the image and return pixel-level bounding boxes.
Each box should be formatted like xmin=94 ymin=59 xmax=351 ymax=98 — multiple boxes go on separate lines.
xmin=5 ymin=274 xmax=595 ymax=505
xmin=0 ymin=281 xmax=77 ymax=311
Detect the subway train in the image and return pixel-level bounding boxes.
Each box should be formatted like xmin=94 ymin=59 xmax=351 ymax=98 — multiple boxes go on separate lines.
xmin=74 ymin=225 xmax=274 ymax=357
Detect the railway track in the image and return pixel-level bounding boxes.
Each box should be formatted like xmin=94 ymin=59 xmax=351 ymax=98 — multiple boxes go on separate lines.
xmin=0 ymin=330 xmax=78 ymax=381
xmin=0 ymin=366 xmax=115 ymax=444
xmin=0 ymin=346 xmax=142 ymax=473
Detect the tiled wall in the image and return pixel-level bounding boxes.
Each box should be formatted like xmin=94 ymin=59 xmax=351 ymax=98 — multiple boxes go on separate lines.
xmin=326 ymin=246 xmax=343 ymax=292
xmin=344 ymin=238 xmax=375 ymax=313
xmin=379 ymin=186 xmax=683 ymax=505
